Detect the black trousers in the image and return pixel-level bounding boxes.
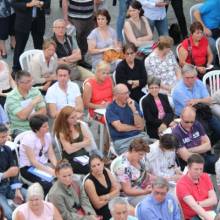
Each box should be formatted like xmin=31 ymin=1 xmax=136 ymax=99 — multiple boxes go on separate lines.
xmin=168 ymin=0 xmax=188 ymax=39
xmin=13 ymin=16 xmax=45 ymax=72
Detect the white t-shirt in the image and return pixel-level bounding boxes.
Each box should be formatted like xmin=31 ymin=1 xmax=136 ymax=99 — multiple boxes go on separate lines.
xmin=45 ymin=81 xmax=81 ymax=110
xmin=19 ymin=131 xmax=52 ymax=167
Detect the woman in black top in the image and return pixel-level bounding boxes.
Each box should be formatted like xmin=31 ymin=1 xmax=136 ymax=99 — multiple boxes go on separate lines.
xmin=84 ymin=154 xmax=120 ymax=220
xmin=115 ymin=43 xmax=147 ymax=102
xmin=142 ymin=76 xmax=174 ymax=139
xmin=53 ymin=106 xmax=91 ymax=174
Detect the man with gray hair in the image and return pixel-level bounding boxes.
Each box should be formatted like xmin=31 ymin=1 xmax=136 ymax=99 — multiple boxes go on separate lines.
xmin=106 ymin=83 xmax=152 ymax=155
xmin=109 ymin=197 xmax=137 ymax=220
xmin=136 ymin=177 xmax=181 ymax=220
xmin=172 ymin=64 xmax=220 ymax=139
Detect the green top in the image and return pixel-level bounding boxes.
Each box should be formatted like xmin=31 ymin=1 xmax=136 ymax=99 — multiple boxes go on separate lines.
xmin=5 ymin=87 xmax=45 ymax=132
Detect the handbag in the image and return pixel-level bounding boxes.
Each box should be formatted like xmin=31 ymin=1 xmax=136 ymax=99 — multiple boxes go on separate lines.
xmin=103 ymin=49 xmax=124 ymax=63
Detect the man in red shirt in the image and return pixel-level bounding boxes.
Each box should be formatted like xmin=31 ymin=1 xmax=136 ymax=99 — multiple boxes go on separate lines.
xmin=176 ymin=154 xmax=217 ymax=220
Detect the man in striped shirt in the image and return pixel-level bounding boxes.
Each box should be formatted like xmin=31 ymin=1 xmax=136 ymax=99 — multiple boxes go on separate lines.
xmin=62 ymin=0 xmax=95 ymax=67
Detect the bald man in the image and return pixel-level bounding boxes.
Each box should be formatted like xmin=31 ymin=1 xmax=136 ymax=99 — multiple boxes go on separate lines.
xmin=106 ymin=84 xmax=151 ymax=155
xmin=172 ymin=107 xmax=218 ymax=174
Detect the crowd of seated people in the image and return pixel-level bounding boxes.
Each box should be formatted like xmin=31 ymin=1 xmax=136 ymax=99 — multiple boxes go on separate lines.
xmin=2 ymin=0 xmax=220 ymax=219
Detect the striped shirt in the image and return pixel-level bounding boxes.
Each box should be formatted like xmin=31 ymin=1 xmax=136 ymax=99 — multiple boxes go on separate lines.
xmin=68 ymin=0 xmax=94 ymax=20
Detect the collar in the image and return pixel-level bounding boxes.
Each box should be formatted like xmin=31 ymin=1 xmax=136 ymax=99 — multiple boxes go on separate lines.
xmin=178 ymin=122 xmax=193 ymax=135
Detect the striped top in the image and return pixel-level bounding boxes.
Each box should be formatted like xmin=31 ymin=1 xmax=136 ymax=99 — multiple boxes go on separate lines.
xmin=68 ymin=0 xmax=94 ymax=20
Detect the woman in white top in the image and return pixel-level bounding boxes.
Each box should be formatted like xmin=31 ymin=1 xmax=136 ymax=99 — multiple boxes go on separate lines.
xmin=19 ymin=114 xmax=57 ymax=194
xmin=15 ymin=183 xmax=62 ymax=220
xmin=30 ymin=39 xmax=57 ymax=92
xmin=147 ymin=134 xmax=182 ymax=182
xmin=0 ymin=60 xmax=16 ymax=106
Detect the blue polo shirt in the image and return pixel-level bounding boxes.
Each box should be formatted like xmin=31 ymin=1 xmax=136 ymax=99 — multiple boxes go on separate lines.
xmin=199 ymin=0 xmax=220 ymax=29
xmin=106 ymin=101 xmax=142 ymax=141
xmin=172 ymin=79 xmax=209 ymax=116
xmin=137 ymin=193 xmax=181 ymax=220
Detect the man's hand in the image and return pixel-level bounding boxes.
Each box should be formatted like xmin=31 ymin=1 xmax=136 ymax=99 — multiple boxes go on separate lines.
xmin=127 ymin=98 xmax=136 ymax=112
xmin=186 ymin=99 xmax=199 ymax=107
xmin=32 ymin=96 xmax=42 ymax=106
xmin=144 ymin=185 xmax=152 ymax=194
xmin=196 ymin=66 xmax=206 ymax=75
xmin=204 ymin=27 xmax=212 ymax=37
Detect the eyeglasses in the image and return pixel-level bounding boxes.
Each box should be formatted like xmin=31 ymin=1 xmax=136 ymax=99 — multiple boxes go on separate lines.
xmin=118 ymin=91 xmax=130 ymax=95
xmin=53 ymin=26 xmax=66 ymax=29
xmin=153 ymin=191 xmax=167 ymax=196
xmin=125 ymin=52 xmax=135 ymax=56
xmin=18 ymin=79 xmax=33 ymax=84
xmin=182 ymin=120 xmax=195 ymax=124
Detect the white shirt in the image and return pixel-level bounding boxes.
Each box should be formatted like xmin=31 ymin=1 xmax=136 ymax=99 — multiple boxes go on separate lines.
xmin=45 ymin=81 xmax=81 ymax=110
xmin=147 ymin=141 xmax=176 ymax=178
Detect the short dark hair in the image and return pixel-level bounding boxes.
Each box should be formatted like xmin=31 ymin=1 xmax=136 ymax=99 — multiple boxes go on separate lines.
xmin=190 ymin=21 xmax=203 ymax=34
xmin=187 ymin=154 xmax=204 ymax=167
xmin=56 ymin=64 xmax=71 ymax=75
xmin=15 ymin=70 xmax=31 ymax=82
xmin=130 ymin=0 xmax=144 ymax=17
xmin=0 ymin=124 xmax=8 ymax=133
xmin=123 ymin=42 xmax=137 ymax=54
xmin=29 ymin=114 xmax=48 ymax=132
xmin=128 ymin=138 xmax=150 ymax=152
xmin=159 ymin=134 xmax=179 ymax=150
xmin=95 ymin=9 xmax=111 ymax=25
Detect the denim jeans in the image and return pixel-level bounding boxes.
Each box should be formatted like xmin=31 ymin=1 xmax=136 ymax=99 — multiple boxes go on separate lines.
xmin=147 ymin=17 xmax=169 ymax=36
xmin=116 ymin=0 xmax=131 ymax=42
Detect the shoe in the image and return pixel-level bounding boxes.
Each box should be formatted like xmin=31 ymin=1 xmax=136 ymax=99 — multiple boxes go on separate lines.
xmin=78 ymin=60 xmax=92 ymax=70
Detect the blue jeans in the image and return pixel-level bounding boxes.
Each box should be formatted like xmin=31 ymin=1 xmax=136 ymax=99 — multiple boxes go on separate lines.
xmin=116 ymin=0 xmax=131 ymax=42
xmin=147 ymin=17 xmax=169 ymax=36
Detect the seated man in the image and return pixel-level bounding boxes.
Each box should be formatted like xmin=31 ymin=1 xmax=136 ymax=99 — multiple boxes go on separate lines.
xmin=176 ymin=154 xmax=217 ymax=220
xmin=172 ymin=106 xmax=218 ymax=174
xmin=0 ymin=124 xmax=25 ymax=220
xmin=5 ymin=71 xmax=46 ymax=138
xmin=137 ymin=177 xmax=181 ymax=220
xmin=45 ymin=64 xmax=83 ymax=118
xmin=194 ymin=1 xmax=220 ymax=57
xmin=109 ymin=197 xmax=137 ymax=220
xmin=52 ymin=19 xmax=93 ymax=81
xmin=106 ymin=83 xmax=151 ymax=155
xmin=172 ymin=64 xmax=220 ymax=140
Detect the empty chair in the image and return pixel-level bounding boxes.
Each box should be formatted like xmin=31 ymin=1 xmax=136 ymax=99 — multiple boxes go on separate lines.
xmin=203 ymin=70 xmax=220 ymax=96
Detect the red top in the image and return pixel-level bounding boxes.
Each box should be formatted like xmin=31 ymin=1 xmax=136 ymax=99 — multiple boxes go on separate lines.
xmin=176 ymin=173 xmax=214 ymax=219
xmin=87 ymin=76 xmax=113 ymax=123
xmin=181 ymin=35 xmax=208 ymax=66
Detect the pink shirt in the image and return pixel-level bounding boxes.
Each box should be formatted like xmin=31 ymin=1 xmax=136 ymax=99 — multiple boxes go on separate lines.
xmin=17 ymin=201 xmax=54 ymax=220
xmin=19 ymin=131 xmax=52 ymax=168
xmin=154 ymin=98 xmax=165 ymax=119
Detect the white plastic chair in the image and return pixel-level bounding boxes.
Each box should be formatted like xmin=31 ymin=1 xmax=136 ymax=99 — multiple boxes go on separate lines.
xmin=54 ymin=135 xmax=62 ymax=160
xmin=216 ymin=37 xmax=220 ymax=64
xmin=203 ymin=70 xmax=220 ymax=96
xmin=175 ymin=43 xmax=181 ymax=60
xmin=14 ymin=130 xmax=36 ymax=186
xmin=139 ymin=94 xmax=147 ymax=115
xmin=189 ymin=3 xmax=203 ymax=24
xmin=19 ymin=49 xmax=41 ymax=72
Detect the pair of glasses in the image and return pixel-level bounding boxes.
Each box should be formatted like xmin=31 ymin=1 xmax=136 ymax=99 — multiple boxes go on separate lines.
xmin=39 ymin=144 xmax=44 ymax=157
xmin=183 ymin=120 xmax=194 ymax=124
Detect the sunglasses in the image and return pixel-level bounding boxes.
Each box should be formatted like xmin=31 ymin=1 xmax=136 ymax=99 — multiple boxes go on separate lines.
xmin=183 ymin=120 xmax=194 ymax=124
xmin=39 ymin=144 xmax=44 ymax=157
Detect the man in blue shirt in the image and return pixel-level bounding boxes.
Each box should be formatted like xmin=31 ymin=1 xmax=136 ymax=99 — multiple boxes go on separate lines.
xmin=106 ymin=84 xmax=151 ymax=155
xmin=172 ymin=64 xmax=220 ymax=139
xmin=137 ymin=177 xmax=181 ymax=220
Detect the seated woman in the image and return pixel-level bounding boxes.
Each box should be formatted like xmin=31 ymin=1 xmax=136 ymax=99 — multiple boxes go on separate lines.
xmin=30 ymin=39 xmax=57 ymax=92
xmin=83 ymin=61 xmax=113 ymax=123
xmin=87 ymin=9 xmax=121 ymax=71
xmin=147 ymin=134 xmax=182 ymax=182
xmin=115 ymin=43 xmax=147 ymax=102
xmin=19 ymin=115 xmax=57 ymax=194
xmin=0 ymin=60 xmax=16 ymax=107
xmin=15 ymin=183 xmax=62 ymax=220
xmin=142 ymin=77 xmax=174 ymax=139
xmin=48 ymin=160 xmax=97 ymax=220
xmin=124 ymin=1 xmax=153 ymax=50
xmin=145 ymin=36 xmax=181 ymax=95
xmin=179 ymin=21 xmax=213 ymax=80
xmin=113 ymin=138 xmax=153 ymax=206
xmin=53 ymin=106 xmax=92 ymax=174
xmin=84 ymin=154 xmax=120 ymax=219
